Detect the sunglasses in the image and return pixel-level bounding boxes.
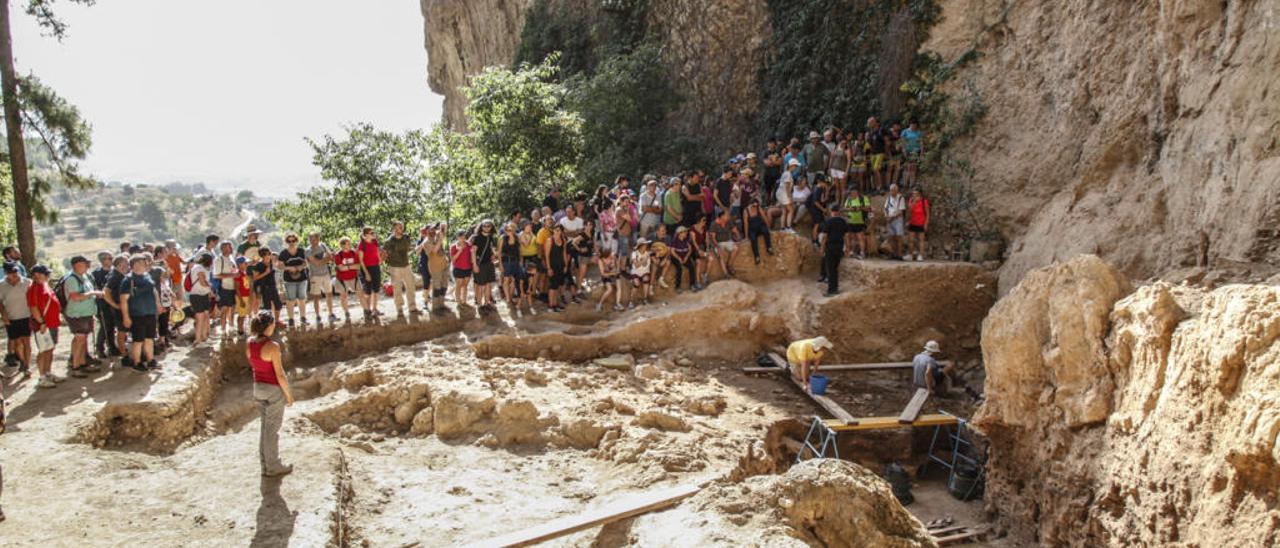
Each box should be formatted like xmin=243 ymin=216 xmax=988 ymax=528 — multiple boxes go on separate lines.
xmin=286 ymin=239 xmax=298 ymax=243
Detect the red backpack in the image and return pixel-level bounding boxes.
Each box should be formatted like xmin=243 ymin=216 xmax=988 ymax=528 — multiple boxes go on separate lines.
xmin=183 ymin=270 xmax=195 ymax=292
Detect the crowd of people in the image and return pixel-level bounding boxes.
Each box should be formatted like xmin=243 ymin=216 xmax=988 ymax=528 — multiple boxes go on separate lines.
xmin=0 ymin=118 xmax=931 ymax=391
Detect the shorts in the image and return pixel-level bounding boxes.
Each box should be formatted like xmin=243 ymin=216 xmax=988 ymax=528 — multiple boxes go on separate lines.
xmin=870 ymin=153 xmax=885 ymax=172
xmin=5 ymin=319 xmax=31 ymax=339
xmin=259 ymin=288 xmax=284 ymax=311
xmin=336 ymin=277 xmax=358 ymax=294
xmin=830 ymin=168 xmax=847 ymax=180
xmin=283 ymin=280 xmax=308 ymax=301
xmin=309 ymin=276 xmax=332 ymax=297
xmin=807 ymin=205 xmax=824 ymax=223
xmin=474 ymin=262 xmax=497 ymax=285
xmin=717 ymin=241 xmax=738 ymax=254
xmin=906 ymin=151 xmax=922 ymax=164
xmin=360 ymin=265 xmax=382 ymax=295
xmin=522 ymin=256 xmax=542 ymax=274
xmin=850 ymin=164 xmax=865 ymax=174
xmin=848 ymin=223 xmax=867 ymax=234
xmin=452 ymin=267 xmax=472 ymax=280
xmin=548 ymin=269 xmax=567 ymax=290
xmin=887 ymin=218 xmax=905 ymax=237
xmin=190 ymin=293 xmax=212 ymax=314
xmin=218 ymin=287 xmax=236 ymax=305
xmin=129 ymin=314 xmax=158 ymax=341
xmin=630 ymin=273 xmax=650 ymax=285
xmin=502 ymin=258 xmax=524 ymax=279
xmin=67 ymin=316 xmax=94 ymax=335
xmin=236 ymin=295 xmax=250 ymax=316
xmin=908 ymin=224 xmax=925 ymax=233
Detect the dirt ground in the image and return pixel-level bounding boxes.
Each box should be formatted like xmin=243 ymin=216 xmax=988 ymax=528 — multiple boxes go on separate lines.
xmin=1 ymin=257 xmax=1001 ymax=547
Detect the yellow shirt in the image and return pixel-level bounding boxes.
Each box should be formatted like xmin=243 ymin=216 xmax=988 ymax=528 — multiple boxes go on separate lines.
xmin=786 ymin=339 xmax=825 ymax=365
xmin=536 ymin=227 xmax=551 ymax=248
xmin=519 ymin=232 xmax=540 ymax=257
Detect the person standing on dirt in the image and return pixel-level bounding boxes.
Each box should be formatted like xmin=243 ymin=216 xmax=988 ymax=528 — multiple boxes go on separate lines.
xmin=681 ymin=171 xmax=706 ymax=228
xmin=883 ymin=184 xmax=908 ymax=260
xmin=913 ymin=340 xmax=955 ymax=396
xmin=91 ymin=251 xmax=116 ymax=361
xmin=449 ymin=230 xmax=473 ymax=309
xmin=424 ymin=223 xmax=450 ymax=311
xmin=742 ymin=201 xmax=774 ymax=265
xmin=187 ymin=253 xmax=215 ymax=345
xmin=119 ymin=255 xmax=161 ymax=373
xmin=306 ymin=233 xmax=337 ymax=325
xmin=906 ymin=187 xmax=931 ymax=262
xmin=26 ymin=265 xmax=62 ymax=388
xmin=843 ymin=187 xmax=872 ymax=259
xmin=333 ymin=238 xmax=359 ymax=321
xmin=787 ymin=336 xmax=834 ymax=394
xmin=803 ymin=131 xmax=829 ymax=184
xmin=0 ymin=262 xmax=33 ymax=378
xmin=213 ymin=241 xmax=238 ymax=335
xmin=247 ymin=310 xmax=294 ymax=477
xmin=278 ymin=234 xmax=309 ymax=328
xmin=544 ymin=225 xmax=569 ymax=313
xmin=470 ymin=220 xmax=499 ymax=313
xmin=639 ymin=179 xmax=662 ymax=240
xmin=817 ymin=204 xmax=850 ymax=296
xmin=103 ymin=255 xmax=130 ymax=366
xmin=64 ymin=256 xmax=102 ymax=378
xmin=355 ymin=227 xmax=383 ymax=320
xmin=384 ymin=222 xmax=418 ymax=319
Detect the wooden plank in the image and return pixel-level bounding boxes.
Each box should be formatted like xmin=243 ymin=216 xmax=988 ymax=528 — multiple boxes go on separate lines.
xmin=741 ymin=360 xmax=952 ymax=374
xmin=824 ymin=413 xmax=958 ymax=432
xmin=471 ymin=484 xmax=702 ymax=548
xmin=767 ymin=353 xmax=858 ymax=425
xmin=898 ymin=388 xmax=930 ymax=424
xmin=934 ymin=526 xmax=990 ymax=545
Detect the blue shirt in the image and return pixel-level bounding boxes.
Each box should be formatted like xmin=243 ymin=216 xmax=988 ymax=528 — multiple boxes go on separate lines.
xmin=119 ymin=273 xmax=158 ymax=318
xmin=901 ymin=128 xmax=923 ymax=153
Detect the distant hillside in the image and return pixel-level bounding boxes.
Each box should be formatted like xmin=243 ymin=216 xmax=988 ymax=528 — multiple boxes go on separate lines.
xmin=34 ymin=182 xmax=282 ymax=266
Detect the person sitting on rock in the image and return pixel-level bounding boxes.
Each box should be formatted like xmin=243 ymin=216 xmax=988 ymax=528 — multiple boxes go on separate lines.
xmin=912 ymin=340 xmax=955 ymax=395
xmin=786 ymin=336 xmax=834 ymax=393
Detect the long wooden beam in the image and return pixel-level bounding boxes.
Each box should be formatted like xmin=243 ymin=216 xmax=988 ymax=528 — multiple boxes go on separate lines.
xmin=470 ymin=483 xmax=702 ymax=548
xmin=766 ymin=353 xmax=858 ymax=425
xmin=741 ymin=360 xmax=953 ymax=374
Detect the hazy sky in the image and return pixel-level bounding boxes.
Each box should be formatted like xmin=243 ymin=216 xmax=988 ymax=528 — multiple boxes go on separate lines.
xmin=11 ymin=0 xmax=444 ymax=196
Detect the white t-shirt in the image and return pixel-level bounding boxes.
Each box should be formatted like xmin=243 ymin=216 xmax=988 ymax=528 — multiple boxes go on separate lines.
xmin=630 ymin=251 xmax=651 ymax=276
xmin=792 ymin=185 xmax=812 ymax=204
xmin=559 ymin=216 xmax=585 ymax=235
xmin=188 ymin=264 xmax=213 ymax=296
xmin=776 ymin=172 xmax=794 ymax=205
xmin=0 ymin=277 xmax=32 ymax=319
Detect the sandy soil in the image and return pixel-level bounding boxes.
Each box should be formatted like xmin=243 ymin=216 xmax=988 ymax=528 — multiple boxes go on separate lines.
xmin=1 ymin=258 xmax=999 ymax=546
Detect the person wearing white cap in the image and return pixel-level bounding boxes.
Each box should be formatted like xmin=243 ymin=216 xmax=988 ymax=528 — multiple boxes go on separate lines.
xmin=775 ymin=158 xmax=800 ymax=230
xmin=912 ymin=340 xmax=955 ymax=395
xmin=803 ymin=130 xmax=829 ymax=185
xmin=787 ymin=335 xmax=835 ymax=393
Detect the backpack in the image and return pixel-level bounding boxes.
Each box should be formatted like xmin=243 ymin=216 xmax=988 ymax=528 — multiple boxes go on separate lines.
xmin=183 ymin=270 xmax=195 ymax=292
xmin=54 ymin=273 xmax=82 ymax=316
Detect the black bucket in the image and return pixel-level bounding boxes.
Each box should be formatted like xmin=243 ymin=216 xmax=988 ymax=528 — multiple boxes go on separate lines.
xmin=948 ymin=462 xmax=984 ymax=501
xmin=884 ymin=462 xmax=914 ymax=505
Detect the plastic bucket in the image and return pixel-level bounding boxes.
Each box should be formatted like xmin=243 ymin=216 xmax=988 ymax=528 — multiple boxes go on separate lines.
xmin=809 ymin=374 xmax=829 ymax=395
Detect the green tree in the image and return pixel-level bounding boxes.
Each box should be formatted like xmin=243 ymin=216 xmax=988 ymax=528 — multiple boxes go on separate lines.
xmin=267 ymin=124 xmax=432 ymax=242
xmin=0 ymin=0 xmax=96 ymax=266
xmin=107 ymin=226 xmax=123 ymax=239
xmin=83 ymin=225 xmax=97 ymax=238
xmin=138 ymin=199 xmax=166 ymax=231
xmin=236 ymin=189 xmax=254 ymax=203
xmin=462 ymin=57 xmax=581 ymax=216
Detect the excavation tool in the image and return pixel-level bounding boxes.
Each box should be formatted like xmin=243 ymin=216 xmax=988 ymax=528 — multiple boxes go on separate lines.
xmin=470 ymin=483 xmax=703 ymax=547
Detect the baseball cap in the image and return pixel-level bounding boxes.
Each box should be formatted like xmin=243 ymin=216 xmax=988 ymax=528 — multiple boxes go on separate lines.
xmin=2 ymin=262 xmax=17 ymax=274
xmin=29 ymin=264 xmax=50 ymax=275
xmin=788 ymin=158 xmax=800 ymax=167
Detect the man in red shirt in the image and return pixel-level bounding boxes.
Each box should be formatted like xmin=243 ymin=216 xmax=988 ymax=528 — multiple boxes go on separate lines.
xmin=26 ymin=265 xmax=62 ymax=388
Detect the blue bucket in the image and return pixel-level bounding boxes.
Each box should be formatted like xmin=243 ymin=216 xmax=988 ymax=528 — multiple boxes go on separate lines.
xmin=809 ymin=374 xmax=829 ymax=395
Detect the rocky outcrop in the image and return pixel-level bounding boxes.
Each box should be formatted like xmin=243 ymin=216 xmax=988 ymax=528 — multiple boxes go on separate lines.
xmin=420 ymin=0 xmax=535 ymax=128
xmin=633 ymin=459 xmax=937 ymax=547
xmin=926 ymin=0 xmax=1280 ymax=291
xmin=977 ymin=255 xmax=1280 ymax=545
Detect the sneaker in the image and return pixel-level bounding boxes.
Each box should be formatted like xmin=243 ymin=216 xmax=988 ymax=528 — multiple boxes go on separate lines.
xmin=658 ymin=278 xmax=670 ymax=289
xmin=86 ymin=356 xmax=102 ymax=366
xmin=409 ymin=308 xmax=422 ymax=316
xmin=916 ymin=255 xmax=924 ymax=262
xmin=84 ymin=363 xmax=102 ymax=373
xmin=754 ymin=257 xmax=761 ymax=265
xmin=300 ymin=317 xmax=309 ymax=326
xmin=328 ymin=314 xmax=339 ymax=323
xmin=613 ymin=304 xmax=625 ymax=311
xmin=49 ymin=373 xmax=66 ymax=383
xmin=595 ymin=303 xmax=603 ymax=312
xmin=858 ymin=253 xmax=866 ymax=260
xmin=627 ymin=302 xmax=635 ymax=310
xmin=287 ymin=319 xmax=295 ymax=328
xmin=69 ymin=367 xmax=89 ymax=378
xmin=129 ymin=360 xmax=149 ymax=373
xmin=37 ymin=376 xmax=56 ymax=389
xmin=147 ymin=360 xmax=161 ymax=371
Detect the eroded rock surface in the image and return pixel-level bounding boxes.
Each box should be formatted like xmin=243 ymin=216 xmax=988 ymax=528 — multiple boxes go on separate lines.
xmin=977 ymin=255 xmax=1280 ymax=545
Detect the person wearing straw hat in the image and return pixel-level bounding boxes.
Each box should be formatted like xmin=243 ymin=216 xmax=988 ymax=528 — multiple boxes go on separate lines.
xmin=786 ymin=336 xmax=835 ymax=393
xmin=912 ymin=340 xmax=954 ymax=395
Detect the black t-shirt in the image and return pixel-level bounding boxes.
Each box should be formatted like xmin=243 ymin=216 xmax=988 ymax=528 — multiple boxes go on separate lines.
xmin=470 ymin=233 xmax=495 ymax=263
xmin=809 ymin=185 xmax=827 ymax=207
xmin=542 ymin=194 xmax=560 ymax=213
xmin=249 ymin=262 xmax=273 ymax=290
xmin=278 ymin=248 xmax=307 ymax=283
xmin=714 ymin=177 xmax=733 ymax=208
xmin=683 ymin=182 xmax=703 ymax=210
xmin=868 ymin=128 xmax=887 ymax=154
xmin=106 ymin=270 xmax=125 ymax=305
xmin=821 ymin=217 xmax=850 ymax=255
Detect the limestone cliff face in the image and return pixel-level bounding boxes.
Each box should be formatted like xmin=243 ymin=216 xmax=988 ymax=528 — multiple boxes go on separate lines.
xmin=927 ymin=0 xmax=1280 ymax=291
xmin=422 ymin=0 xmax=1280 ymax=290
xmin=420 ymin=0 xmax=534 ymax=129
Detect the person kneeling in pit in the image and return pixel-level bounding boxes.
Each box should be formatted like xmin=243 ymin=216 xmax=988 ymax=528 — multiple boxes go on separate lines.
xmin=786 ymin=336 xmax=834 ymax=393
xmin=913 ymin=340 xmax=955 ymax=396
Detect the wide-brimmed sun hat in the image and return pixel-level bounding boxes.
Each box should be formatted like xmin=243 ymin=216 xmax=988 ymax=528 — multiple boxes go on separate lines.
xmin=924 ymin=340 xmax=941 ymax=353
xmin=811 ymin=336 xmax=834 ymax=351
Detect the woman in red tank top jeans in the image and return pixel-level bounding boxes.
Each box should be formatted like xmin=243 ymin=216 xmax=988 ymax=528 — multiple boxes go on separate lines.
xmin=248 ymin=310 xmax=294 ymax=477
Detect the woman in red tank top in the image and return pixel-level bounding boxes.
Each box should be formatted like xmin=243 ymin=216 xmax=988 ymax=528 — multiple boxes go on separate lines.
xmin=247 ymin=311 xmax=294 ymax=477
